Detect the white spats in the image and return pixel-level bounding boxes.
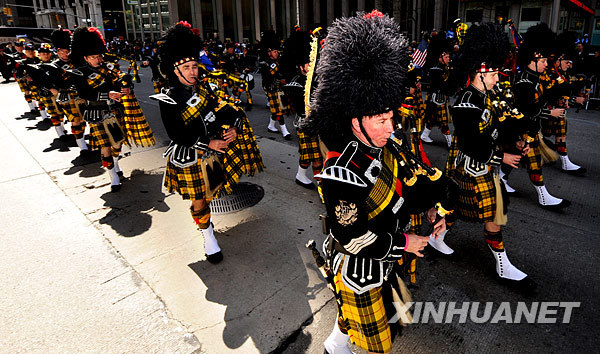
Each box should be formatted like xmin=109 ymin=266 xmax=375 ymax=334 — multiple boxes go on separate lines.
xmin=420 ymin=127 xmax=433 ymax=143
xmin=280 ymin=122 xmax=291 ymax=139
xmin=560 ymin=155 xmax=582 ymax=171
xmin=107 ymin=167 xmax=121 ymax=192
xmin=54 ymin=125 xmax=66 ymax=138
xmin=295 ymin=165 xmax=314 ymax=187
xmin=267 ymin=118 xmax=278 ymax=132
xmin=113 ymin=156 xmax=122 ymax=174
xmin=28 ymin=101 xmax=37 ymax=110
xmin=200 ymin=223 xmax=221 ymax=255
xmin=324 ymin=322 xmax=353 ymax=354
xmin=535 ymin=185 xmax=563 ymax=206
xmin=40 ymin=109 xmax=49 ymax=119
xmin=428 ymin=229 xmax=454 ymax=255
xmin=76 ymin=138 xmax=88 ymax=151
xmin=444 ymin=134 xmax=452 ymax=148
xmin=488 ymin=246 xmax=527 ymax=281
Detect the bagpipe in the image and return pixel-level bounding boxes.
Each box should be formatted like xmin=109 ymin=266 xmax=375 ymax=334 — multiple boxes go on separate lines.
xmin=103 ymin=52 xmax=141 ymax=83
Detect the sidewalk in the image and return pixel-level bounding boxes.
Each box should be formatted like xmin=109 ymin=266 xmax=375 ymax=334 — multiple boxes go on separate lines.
xmin=0 ymin=81 xmax=333 ymax=353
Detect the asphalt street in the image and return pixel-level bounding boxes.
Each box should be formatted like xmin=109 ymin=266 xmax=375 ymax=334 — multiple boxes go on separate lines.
xmin=0 ymin=63 xmax=599 ymax=353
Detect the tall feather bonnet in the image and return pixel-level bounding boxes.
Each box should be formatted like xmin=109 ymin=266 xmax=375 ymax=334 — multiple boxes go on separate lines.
xmin=303 ymin=11 xmax=410 ymax=150
xmin=157 ymin=22 xmax=202 ymax=84
xmin=454 ymin=23 xmax=509 ymax=78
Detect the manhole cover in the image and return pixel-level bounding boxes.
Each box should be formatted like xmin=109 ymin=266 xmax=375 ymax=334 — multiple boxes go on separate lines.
xmin=210 ymin=182 xmax=264 ymax=215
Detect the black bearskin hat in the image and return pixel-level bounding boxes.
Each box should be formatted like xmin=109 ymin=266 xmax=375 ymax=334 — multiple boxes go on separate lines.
xmin=70 ymin=27 xmax=106 ymax=66
xmin=259 ymin=29 xmax=280 ymax=59
xmin=157 ymin=22 xmax=202 ymax=84
xmin=406 ymin=64 xmax=422 ymax=89
xmin=518 ymin=23 xmax=555 ymax=68
xmin=287 ymin=29 xmax=312 ymax=66
xmin=279 ymin=29 xmax=312 ymax=79
xmin=303 ymin=11 xmax=410 ymax=150
xmin=454 ymin=23 xmax=509 ymax=80
xmin=51 ymin=28 xmax=72 ymax=50
xmin=425 ymin=31 xmax=453 ymax=68
xmin=554 ymin=31 xmax=578 ymax=61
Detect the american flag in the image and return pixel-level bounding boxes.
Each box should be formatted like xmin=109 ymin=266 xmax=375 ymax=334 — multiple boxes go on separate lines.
xmin=412 ymin=38 xmax=428 ymax=68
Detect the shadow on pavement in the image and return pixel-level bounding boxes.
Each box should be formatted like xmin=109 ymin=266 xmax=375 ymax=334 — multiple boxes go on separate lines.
xmin=98 ymin=169 xmax=170 ymax=237
xmin=63 ymin=150 xmax=104 ymax=178
xmin=188 ymin=218 xmax=314 ymax=353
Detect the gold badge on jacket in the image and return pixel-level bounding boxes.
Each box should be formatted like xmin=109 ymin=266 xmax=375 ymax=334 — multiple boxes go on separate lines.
xmin=335 ymin=200 xmax=358 ymax=226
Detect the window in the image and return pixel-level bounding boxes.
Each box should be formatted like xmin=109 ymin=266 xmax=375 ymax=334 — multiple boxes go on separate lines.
xmin=521 ymin=8 xmax=541 ymax=22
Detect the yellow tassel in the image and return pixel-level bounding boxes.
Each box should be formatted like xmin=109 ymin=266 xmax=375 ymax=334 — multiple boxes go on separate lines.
xmin=538 ymin=132 xmax=558 ymax=164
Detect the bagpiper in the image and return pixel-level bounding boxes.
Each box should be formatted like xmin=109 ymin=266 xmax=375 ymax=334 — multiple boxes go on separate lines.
xmin=303 ymin=11 xmax=455 ymax=354
xmin=500 ymin=23 xmax=570 ymax=210
xmin=153 ymin=22 xmax=263 ymax=264
xmin=69 ymin=27 xmax=155 ymax=192
xmin=259 ymin=30 xmax=292 ymax=140
xmin=543 ymin=31 xmax=586 ymax=174
xmin=281 ymin=27 xmax=323 ymax=189
xmin=25 ymin=42 xmax=72 ymax=139
xmin=441 ymin=23 xmax=530 ymax=283
xmin=50 ymin=28 xmax=89 ymax=152
xmin=420 ymin=31 xmax=455 ymax=148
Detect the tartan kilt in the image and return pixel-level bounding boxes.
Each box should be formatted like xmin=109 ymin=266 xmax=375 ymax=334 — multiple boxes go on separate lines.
xmin=121 ymin=93 xmax=156 ymax=147
xmin=60 ymin=99 xmax=84 ymax=123
xmin=334 ymin=260 xmax=393 ymax=354
xmin=424 ymin=95 xmax=451 ymax=126
xmin=445 ymin=136 xmax=459 ymax=176
xmin=522 ymin=135 xmax=542 ymax=174
xmin=29 ymin=84 xmax=41 ymax=102
xmin=164 ymin=157 xmax=208 ymax=201
xmin=166 ymin=115 xmax=264 ymax=200
xmin=38 ymin=95 xmax=60 ymax=116
xmin=452 ymin=165 xmax=497 ymax=223
xmin=17 ymin=78 xmax=29 ymax=93
xmin=88 ymin=113 xmax=127 ymax=150
xmin=264 ymin=89 xmax=289 ymax=116
xmin=297 ymin=129 xmax=322 ymax=165
xmin=541 ymin=113 xmax=567 ymax=138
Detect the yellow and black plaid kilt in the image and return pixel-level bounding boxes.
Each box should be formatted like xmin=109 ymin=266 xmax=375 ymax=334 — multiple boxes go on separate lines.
xmin=334 ymin=261 xmax=393 ymax=354
xmin=452 ymin=166 xmax=496 ymax=223
xmin=541 ymin=113 xmax=567 ymax=138
xmin=38 ymin=95 xmax=61 ymax=116
xmin=298 ymin=130 xmax=322 ymax=165
xmin=265 ymin=89 xmax=289 ymax=117
xmin=164 ymin=157 xmax=208 ymax=201
xmin=522 ymin=135 xmax=543 ymax=172
xmin=444 ymin=136 xmax=459 ymax=176
xmin=88 ymin=113 xmax=127 ymax=150
xmin=29 ymin=83 xmax=41 ymax=101
xmin=17 ymin=78 xmax=29 ymax=93
xmin=424 ymin=95 xmax=451 ymax=127
xmin=121 ymin=93 xmax=156 ymax=147
xmin=60 ymin=99 xmax=84 ymax=123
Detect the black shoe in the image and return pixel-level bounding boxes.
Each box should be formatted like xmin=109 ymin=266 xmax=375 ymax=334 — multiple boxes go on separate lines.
xmin=267 ymin=127 xmax=279 ymax=133
xmin=30 ymin=109 xmax=41 ymax=117
xmin=110 ymin=184 xmax=122 ymax=192
xmin=59 ymin=133 xmax=69 ymax=141
xmin=117 ymin=171 xmax=124 ymax=178
xmin=563 ymin=167 xmax=587 ymax=176
xmin=296 ymin=178 xmax=315 ymax=190
xmin=206 ymin=251 xmax=223 ymax=264
xmin=539 ymin=199 xmax=571 ymax=211
xmin=498 ymin=276 xmax=537 ymax=296
xmin=283 ymin=133 xmax=292 ymax=140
